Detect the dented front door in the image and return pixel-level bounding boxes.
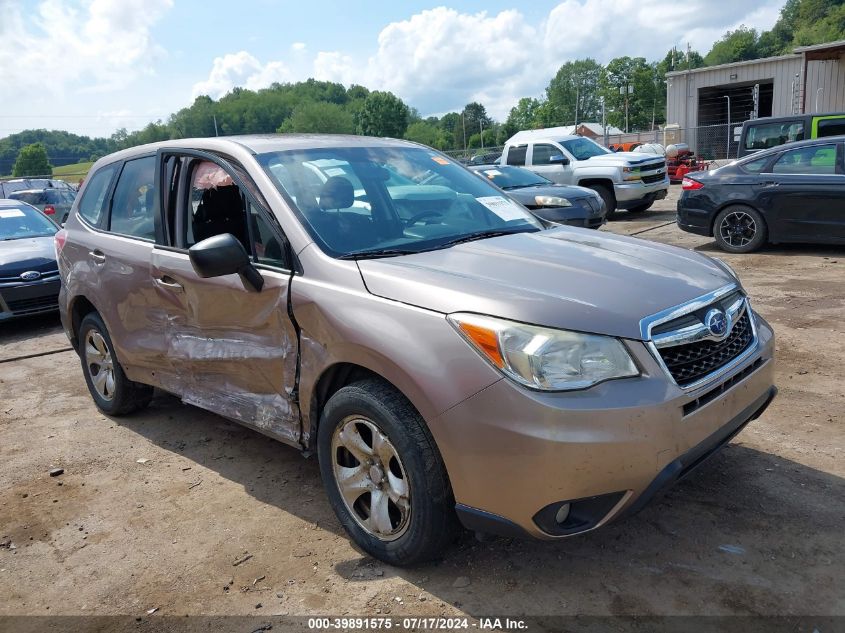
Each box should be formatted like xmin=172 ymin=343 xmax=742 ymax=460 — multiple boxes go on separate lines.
xmin=150 ymin=248 xmax=300 ymax=444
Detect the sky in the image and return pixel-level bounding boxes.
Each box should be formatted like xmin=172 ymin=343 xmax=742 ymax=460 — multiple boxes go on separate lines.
xmin=0 ymin=0 xmax=786 ymax=139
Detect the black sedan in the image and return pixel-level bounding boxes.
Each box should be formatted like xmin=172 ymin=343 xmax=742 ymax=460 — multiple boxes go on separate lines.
xmin=677 ymin=136 xmax=845 ymax=253
xmin=469 ymin=165 xmax=606 ymax=229
xmin=0 ymin=200 xmax=62 ymax=321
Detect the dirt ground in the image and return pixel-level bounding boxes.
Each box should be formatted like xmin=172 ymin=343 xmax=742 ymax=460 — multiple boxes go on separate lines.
xmin=1 ymin=186 xmax=843 ymax=626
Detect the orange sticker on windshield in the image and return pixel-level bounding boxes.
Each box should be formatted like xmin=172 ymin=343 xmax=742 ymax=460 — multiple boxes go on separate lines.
xmin=431 ymin=156 xmax=449 ymax=165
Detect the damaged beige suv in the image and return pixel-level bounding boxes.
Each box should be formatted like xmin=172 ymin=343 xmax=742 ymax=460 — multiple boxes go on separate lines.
xmin=57 ymin=135 xmax=776 ymax=565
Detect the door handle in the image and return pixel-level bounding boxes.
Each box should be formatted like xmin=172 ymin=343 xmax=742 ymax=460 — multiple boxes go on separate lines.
xmin=89 ymin=250 xmax=106 ymax=264
xmin=154 ymin=275 xmax=184 ymax=292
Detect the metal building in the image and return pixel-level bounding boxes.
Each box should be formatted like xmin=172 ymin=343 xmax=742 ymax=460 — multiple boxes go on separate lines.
xmin=665 ymin=40 xmax=844 ymax=159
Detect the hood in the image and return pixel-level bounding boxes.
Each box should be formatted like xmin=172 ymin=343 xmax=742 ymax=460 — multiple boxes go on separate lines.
xmin=583 ymin=152 xmax=664 ymax=167
xmin=505 ymin=184 xmax=595 ymax=200
xmin=358 ymin=228 xmax=734 ymax=340
xmin=0 ymin=236 xmax=58 ymax=277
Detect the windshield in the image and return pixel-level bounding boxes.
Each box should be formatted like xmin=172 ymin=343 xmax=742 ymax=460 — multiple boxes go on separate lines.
xmin=561 ymin=137 xmax=611 ymax=161
xmin=475 ymin=166 xmax=550 ymax=189
xmin=0 ymin=205 xmax=58 ymax=240
xmin=258 ymin=146 xmax=542 ymax=258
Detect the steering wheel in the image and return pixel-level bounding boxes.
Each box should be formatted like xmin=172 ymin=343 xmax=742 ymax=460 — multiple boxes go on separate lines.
xmin=404 ymin=210 xmax=443 ymax=226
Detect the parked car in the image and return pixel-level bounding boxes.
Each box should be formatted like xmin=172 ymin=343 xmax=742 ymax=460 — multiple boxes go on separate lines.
xmin=57 ymin=135 xmax=776 ymax=566
xmin=677 ymin=136 xmax=845 ymax=253
xmin=0 ymin=178 xmax=74 ymax=198
xmin=468 ymin=151 xmax=502 ymax=165
xmin=9 ymin=188 xmax=77 ymax=223
xmin=737 ymin=112 xmax=845 ymax=158
xmin=500 ymin=128 xmax=669 ymax=219
xmin=469 ymin=164 xmax=606 ymax=228
xmin=0 ymin=200 xmax=62 ymax=320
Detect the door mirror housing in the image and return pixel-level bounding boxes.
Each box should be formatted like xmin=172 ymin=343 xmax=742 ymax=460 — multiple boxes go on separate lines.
xmin=549 ymin=155 xmax=570 ymax=165
xmin=188 ymin=233 xmax=264 ymax=292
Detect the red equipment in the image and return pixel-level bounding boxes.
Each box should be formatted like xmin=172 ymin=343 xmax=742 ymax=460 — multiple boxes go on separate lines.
xmin=666 ymin=144 xmax=710 ymax=183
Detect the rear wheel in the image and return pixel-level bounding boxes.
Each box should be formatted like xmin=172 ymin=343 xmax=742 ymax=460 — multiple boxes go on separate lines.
xmin=713 ymin=205 xmax=767 ymax=253
xmin=588 ymin=184 xmax=617 ymax=220
xmin=78 ymin=312 xmax=153 ymax=415
xmin=317 ymin=378 xmax=458 ymax=566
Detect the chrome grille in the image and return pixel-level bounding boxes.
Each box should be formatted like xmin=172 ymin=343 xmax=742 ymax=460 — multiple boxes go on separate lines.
xmin=658 ymin=310 xmax=754 ymax=387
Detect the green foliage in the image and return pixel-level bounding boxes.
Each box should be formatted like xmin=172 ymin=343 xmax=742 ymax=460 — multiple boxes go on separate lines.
xmin=404 ymin=121 xmax=449 ymax=149
xmin=358 ymin=91 xmax=410 ymax=138
xmin=704 ymin=26 xmax=761 ymax=65
xmin=546 ymin=59 xmax=605 ymax=125
xmin=277 ymin=101 xmax=356 ymax=134
xmin=0 ymin=129 xmax=112 ymax=176
xmin=12 ymin=143 xmax=52 ymax=177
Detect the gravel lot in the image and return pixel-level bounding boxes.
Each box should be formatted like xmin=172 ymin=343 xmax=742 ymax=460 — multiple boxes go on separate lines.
xmin=1 ymin=185 xmax=843 ymax=625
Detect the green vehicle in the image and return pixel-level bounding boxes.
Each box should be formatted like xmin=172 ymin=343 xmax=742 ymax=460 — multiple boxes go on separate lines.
xmin=738 ymin=113 xmax=845 ymax=158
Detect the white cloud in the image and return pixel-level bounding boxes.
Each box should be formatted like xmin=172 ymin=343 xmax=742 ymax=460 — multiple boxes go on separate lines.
xmin=0 ymin=0 xmax=173 ymax=96
xmin=190 ymin=0 xmax=785 ymax=120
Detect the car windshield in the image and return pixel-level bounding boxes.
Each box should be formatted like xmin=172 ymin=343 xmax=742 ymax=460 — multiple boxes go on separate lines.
xmin=0 ymin=205 xmax=57 ymax=240
xmin=561 ymin=137 xmax=611 ymax=161
xmin=475 ymin=166 xmax=550 ymax=189
xmin=258 ymin=146 xmax=542 ymax=258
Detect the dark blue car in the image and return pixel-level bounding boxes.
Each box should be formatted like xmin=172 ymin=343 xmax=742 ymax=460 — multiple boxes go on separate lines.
xmin=677 ymin=136 xmax=845 ymax=253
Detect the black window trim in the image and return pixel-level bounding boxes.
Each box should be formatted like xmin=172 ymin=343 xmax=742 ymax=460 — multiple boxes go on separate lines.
xmin=75 ymin=160 xmax=121 ymax=232
xmin=155 ymin=148 xmax=295 ymax=274
xmin=762 ymin=142 xmax=844 ymax=176
xmin=104 ymin=154 xmax=160 ymax=244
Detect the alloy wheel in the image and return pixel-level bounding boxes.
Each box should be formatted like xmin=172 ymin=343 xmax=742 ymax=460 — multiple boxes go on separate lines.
xmin=331 ymin=416 xmax=411 ymax=541
xmin=719 ymin=210 xmax=757 ymax=248
xmin=85 ymin=330 xmax=116 ymax=401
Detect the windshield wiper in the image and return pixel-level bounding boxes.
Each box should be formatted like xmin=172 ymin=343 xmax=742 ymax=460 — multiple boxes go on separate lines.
xmin=437 ymin=228 xmax=536 ymax=248
xmin=338 ymin=248 xmax=419 ymax=260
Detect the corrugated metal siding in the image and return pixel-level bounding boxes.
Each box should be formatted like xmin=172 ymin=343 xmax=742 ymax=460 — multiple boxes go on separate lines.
xmin=804 ymin=58 xmax=845 ymax=113
xmin=664 ymin=55 xmax=845 ymax=127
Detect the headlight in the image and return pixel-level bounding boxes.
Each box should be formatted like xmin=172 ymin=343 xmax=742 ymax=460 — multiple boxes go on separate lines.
xmin=447 ymin=313 xmax=639 ymax=391
xmin=534 ymin=195 xmax=572 ymax=207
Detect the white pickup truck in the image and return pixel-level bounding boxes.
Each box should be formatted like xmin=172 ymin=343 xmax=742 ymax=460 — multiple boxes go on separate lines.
xmin=500 ymin=128 xmax=669 ymax=218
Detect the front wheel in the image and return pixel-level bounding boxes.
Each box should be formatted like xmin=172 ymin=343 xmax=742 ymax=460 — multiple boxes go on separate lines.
xmin=627 ymin=201 xmax=653 ymax=213
xmin=317 ymin=378 xmax=458 ymax=566
xmin=713 ymin=205 xmax=767 ymax=253
xmin=588 ymin=184 xmax=617 ymax=220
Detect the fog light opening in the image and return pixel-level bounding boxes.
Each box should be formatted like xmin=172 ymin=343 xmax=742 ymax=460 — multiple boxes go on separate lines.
xmin=554 ymin=503 xmax=571 ymax=525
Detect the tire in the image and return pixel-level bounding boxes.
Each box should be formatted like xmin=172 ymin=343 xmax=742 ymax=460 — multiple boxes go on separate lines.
xmin=713 ymin=205 xmax=767 ymax=253
xmin=317 ymin=378 xmax=458 ymax=566
xmin=627 ymin=201 xmax=653 ymax=213
xmin=77 ymin=312 xmax=153 ymax=416
xmin=589 ymin=184 xmax=617 ymax=220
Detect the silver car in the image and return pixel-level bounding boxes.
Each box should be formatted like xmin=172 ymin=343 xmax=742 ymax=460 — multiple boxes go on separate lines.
xmin=57 ymin=135 xmax=776 ymax=565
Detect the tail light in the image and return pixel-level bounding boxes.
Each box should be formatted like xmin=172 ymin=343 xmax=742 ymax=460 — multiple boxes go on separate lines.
xmin=682 ymin=177 xmax=704 ymax=190
xmin=54 ymin=229 xmax=67 ymax=258
xmin=43 ymin=205 xmax=56 ymax=215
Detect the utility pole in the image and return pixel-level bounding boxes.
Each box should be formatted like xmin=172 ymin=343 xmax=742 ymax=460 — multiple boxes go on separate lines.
xmin=479 ymin=120 xmax=484 ymax=150
xmin=213 ymin=115 xmax=219 ymax=137
xmin=601 ymin=96 xmax=607 ymax=146
xmin=461 ymin=113 xmax=467 ymax=154
xmin=723 ymin=95 xmax=731 ymax=159
xmin=574 ymin=83 xmax=579 ymax=128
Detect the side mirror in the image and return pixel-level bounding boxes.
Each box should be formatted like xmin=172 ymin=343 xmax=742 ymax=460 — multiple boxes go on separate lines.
xmin=550 ymin=155 xmax=570 ymax=165
xmin=188 ymin=233 xmax=264 ymax=292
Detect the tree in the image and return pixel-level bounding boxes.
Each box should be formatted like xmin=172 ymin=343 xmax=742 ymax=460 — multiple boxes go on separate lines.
xmin=357 ymin=91 xmax=410 ymax=138
xmin=705 ymin=26 xmax=760 ymax=66
xmin=277 ymin=101 xmax=355 ymax=134
xmin=12 ymin=142 xmax=51 ymax=177
xmin=452 ymin=102 xmax=493 ymax=149
xmin=546 ymin=59 xmax=604 ymax=126
xmin=600 ymin=56 xmax=660 ymax=131
xmin=404 ymin=121 xmax=449 ymax=149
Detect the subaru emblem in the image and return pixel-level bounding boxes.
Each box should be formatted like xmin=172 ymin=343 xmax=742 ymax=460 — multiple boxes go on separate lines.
xmin=705 ymin=308 xmax=729 ymax=339
xmin=20 ymin=270 xmax=41 ymax=281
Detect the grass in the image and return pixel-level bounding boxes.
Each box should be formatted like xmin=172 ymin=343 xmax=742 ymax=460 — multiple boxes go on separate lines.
xmin=52 ymin=161 xmax=94 ymax=183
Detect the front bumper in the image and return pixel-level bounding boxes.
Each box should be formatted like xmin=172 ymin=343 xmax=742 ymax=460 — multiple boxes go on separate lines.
xmin=614 ymin=177 xmax=669 ymax=207
xmin=0 ymin=276 xmax=61 ymax=321
xmin=431 ymin=315 xmax=775 ymax=539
